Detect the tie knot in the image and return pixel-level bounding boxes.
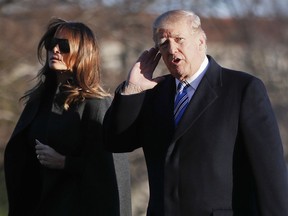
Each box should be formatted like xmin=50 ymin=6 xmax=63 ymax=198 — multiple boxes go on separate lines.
xmin=177 ymin=81 xmax=189 ymax=92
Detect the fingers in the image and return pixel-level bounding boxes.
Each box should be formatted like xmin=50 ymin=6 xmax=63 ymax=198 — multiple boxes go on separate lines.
xmin=139 ymin=47 xmax=160 ymax=64
xmin=35 ymin=139 xmax=51 ymax=150
xmin=35 ymin=139 xmax=45 ymax=150
xmin=35 ymin=139 xmax=47 ymax=162
xmin=35 ymin=144 xmax=45 ymax=155
xmin=35 ymin=139 xmax=42 ymax=145
xmin=36 ymin=147 xmax=53 ymax=168
xmin=139 ymin=47 xmax=161 ymax=78
xmin=37 ymin=154 xmax=46 ymax=161
xmin=36 ymin=152 xmax=46 ymax=165
xmin=150 ymin=51 xmax=161 ymax=72
xmin=36 ymin=150 xmax=46 ymax=161
xmin=37 ymin=154 xmax=50 ymax=167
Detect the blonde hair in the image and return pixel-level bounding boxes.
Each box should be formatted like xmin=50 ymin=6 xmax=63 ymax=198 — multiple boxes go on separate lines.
xmin=152 ymin=10 xmax=207 ymax=46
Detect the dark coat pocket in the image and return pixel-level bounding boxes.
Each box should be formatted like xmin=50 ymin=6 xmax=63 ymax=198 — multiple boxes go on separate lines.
xmin=212 ymin=209 xmax=233 ymax=216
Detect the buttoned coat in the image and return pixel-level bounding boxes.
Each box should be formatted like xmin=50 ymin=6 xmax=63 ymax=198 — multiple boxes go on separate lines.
xmin=104 ymin=56 xmax=288 ymax=216
xmin=4 ymin=96 xmax=131 ymax=216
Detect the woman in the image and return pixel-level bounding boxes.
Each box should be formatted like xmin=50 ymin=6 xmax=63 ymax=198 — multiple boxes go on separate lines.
xmin=4 ymin=18 xmax=131 ymax=216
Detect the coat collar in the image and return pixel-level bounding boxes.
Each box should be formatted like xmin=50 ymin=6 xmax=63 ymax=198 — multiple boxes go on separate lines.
xmin=172 ymin=55 xmax=222 ymax=141
xmin=10 ymin=99 xmax=41 ymax=139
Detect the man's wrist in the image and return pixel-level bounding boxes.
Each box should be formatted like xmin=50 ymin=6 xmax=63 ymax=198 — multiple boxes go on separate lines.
xmin=121 ymin=81 xmax=143 ymax=95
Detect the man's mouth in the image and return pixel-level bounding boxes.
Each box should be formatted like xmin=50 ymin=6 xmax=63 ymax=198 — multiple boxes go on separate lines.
xmin=172 ymin=57 xmax=181 ymax=64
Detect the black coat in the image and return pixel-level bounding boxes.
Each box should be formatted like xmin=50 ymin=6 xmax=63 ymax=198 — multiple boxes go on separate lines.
xmin=104 ymin=56 xmax=288 ymax=216
xmin=4 ymin=96 xmax=131 ymax=216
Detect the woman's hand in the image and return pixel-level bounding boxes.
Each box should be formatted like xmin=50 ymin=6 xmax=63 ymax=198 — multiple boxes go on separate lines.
xmin=35 ymin=139 xmax=65 ymax=169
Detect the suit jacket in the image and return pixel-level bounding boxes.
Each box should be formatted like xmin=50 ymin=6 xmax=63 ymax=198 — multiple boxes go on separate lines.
xmin=104 ymin=55 xmax=288 ymax=216
xmin=4 ymin=96 xmax=131 ymax=216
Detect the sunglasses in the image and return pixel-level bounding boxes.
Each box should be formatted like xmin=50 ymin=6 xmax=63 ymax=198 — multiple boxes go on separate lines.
xmin=45 ymin=38 xmax=70 ymax=53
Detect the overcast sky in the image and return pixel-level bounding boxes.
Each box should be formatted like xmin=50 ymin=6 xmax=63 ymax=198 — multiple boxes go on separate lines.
xmin=145 ymin=0 xmax=288 ymax=17
xmin=1 ymin=0 xmax=286 ymax=18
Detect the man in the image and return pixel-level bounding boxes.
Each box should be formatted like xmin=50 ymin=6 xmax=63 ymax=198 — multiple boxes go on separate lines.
xmin=104 ymin=9 xmax=288 ymax=216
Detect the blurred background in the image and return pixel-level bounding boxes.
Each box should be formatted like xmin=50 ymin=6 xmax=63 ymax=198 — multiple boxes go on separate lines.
xmin=0 ymin=0 xmax=287 ymax=215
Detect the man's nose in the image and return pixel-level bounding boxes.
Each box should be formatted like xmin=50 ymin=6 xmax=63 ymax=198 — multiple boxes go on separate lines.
xmin=168 ymin=41 xmax=178 ymax=54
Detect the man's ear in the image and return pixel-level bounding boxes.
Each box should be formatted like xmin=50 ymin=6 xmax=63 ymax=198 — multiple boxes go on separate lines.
xmin=198 ymin=34 xmax=206 ymax=50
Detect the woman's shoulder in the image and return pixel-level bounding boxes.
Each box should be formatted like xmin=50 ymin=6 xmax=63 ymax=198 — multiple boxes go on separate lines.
xmin=81 ymin=96 xmax=112 ymax=119
xmin=84 ymin=96 xmax=112 ymax=109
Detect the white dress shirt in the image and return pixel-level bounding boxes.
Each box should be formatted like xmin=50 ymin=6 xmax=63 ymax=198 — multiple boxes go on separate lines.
xmin=175 ymin=56 xmax=209 ymax=101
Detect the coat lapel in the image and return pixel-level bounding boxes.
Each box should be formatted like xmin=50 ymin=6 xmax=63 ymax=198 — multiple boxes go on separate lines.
xmin=10 ymin=99 xmax=41 ymax=139
xmin=172 ymin=76 xmax=218 ymax=140
xmin=172 ymin=56 xmax=222 ymax=141
xmin=153 ymin=75 xmax=176 ymax=131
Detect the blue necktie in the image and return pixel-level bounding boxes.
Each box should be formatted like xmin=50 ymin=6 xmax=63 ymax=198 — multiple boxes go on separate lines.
xmin=174 ymin=82 xmax=189 ymax=125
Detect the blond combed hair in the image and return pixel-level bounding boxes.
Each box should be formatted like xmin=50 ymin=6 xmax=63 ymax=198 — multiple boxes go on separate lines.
xmin=152 ymin=10 xmax=207 ymax=46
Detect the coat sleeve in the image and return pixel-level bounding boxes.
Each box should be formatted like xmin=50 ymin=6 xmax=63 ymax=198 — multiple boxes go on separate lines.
xmin=77 ymin=97 xmax=132 ymax=216
xmin=4 ymin=102 xmax=42 ymax=215
xmin=103 ymin=83 xmax=147 ymax=152
xmin=240 ymin=77 xmax=288 ymax=215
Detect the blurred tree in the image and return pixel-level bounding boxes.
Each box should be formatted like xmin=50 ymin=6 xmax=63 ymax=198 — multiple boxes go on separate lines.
xmin=0 ymin=1 xmax=287 ymax=216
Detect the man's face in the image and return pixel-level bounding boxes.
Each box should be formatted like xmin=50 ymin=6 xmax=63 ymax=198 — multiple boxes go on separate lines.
xmin=156 ymin=19 xmax=206 ymax=81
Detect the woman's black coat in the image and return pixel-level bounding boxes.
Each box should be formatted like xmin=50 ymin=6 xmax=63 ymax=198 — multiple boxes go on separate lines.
xmin=4 ymin=96 xmax=131 ymax=216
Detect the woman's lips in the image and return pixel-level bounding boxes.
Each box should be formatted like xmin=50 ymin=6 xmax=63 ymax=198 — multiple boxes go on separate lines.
xmin=50 ymin=56 xmax=60 ymax=61
xmin=50 ymin=56 xmax=64 ymax=64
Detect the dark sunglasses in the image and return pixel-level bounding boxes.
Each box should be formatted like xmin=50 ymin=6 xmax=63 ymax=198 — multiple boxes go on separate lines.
xmin=45 ymin=38 xmax=70 ymax=53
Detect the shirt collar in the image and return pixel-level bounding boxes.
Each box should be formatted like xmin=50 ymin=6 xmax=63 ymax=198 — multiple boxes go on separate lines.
xmin=175 ymin=56 xmax=209 ymax=90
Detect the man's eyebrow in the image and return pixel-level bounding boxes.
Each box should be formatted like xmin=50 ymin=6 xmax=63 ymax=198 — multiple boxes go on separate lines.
xmin=172 ymin=33 xmax=183 ymax=37
xmin=159 ymin=32 xmax=182 ymax=39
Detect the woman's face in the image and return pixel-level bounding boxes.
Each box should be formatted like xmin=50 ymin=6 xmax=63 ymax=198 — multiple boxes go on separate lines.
xmin=46 ymin=29 xmax=71 ymax=71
